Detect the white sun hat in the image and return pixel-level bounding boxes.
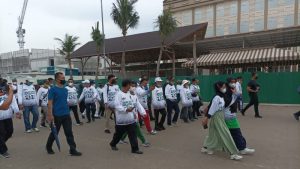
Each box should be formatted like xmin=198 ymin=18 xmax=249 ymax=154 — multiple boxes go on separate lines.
xmin=155 ymin=77 xmax=163 ymax=82
xmin=182 ymin=80 xmax=189 ymax=85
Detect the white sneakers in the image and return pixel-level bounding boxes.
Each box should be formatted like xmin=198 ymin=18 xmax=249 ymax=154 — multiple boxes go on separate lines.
xmin=33 ymin=128 xmax=40 ymax=132
xmin=230 ymin=154 xmax=243 ymax=160
xmin=201 ymin=147 xmax=214 ymax=155
xmin=240 ymin=148 xmax=255 ymax=155
xmin=26 ymin=128 xmax=39 ymax=133
xmin=149 ymin=130 xmax=157 ymax=135
xmin=25 ymin=129 xmax=32 ymax=133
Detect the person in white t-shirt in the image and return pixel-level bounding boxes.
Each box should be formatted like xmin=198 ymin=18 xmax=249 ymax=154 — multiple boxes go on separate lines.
xmin=180 ymin=80 xmax=193 ymax=123
xmin=66 ymin=79 xmax=83 ymax=125
xmin=235 ymin=77 xmax=243 ymax=112
xmin=96 ymin=83 xmax=105 ymax=118
xmin=79 ymin=80 xmax=98 ymax=123
xmin=152 ymin=77 xmax=167 ymax=131
xmin=37 ymin=80 xmax=50 ymax=127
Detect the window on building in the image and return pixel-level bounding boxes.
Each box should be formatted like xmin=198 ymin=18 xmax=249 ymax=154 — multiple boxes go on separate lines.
xmin=230 ymin=3 xmax=237 ymax=16
xmin=283 ymin=0 xmax=294 ymax=6
xmin=216 ymin=4 xmax=224 ymax=17
xmin=194 ymin=8 xmax=202 ymax=22
xmin=255 ymin=0 xmax=264 ymax=11
xmin=254 ymin=18 xmax=264 ymax=31
xmin=229 ymin=22 xmax=237 ymax=34
xmin=207 ymin=5 xmax=214 ymax=20
xmin=205 ymin=26 xmax=214 ymax=37
xmin=241 ymin=0 xmax=250 ymax=14
xmin=284 ymin=14 xmax=294 ymax=27
xmin=49 ymin=59 xmax=54 ymax=66
xmin=268 ymin=17 xmax=277 ymax=29
xmin=268 ymin=0 xmax=278 ymax=9
xmin=240 ymin=21 xmax=249 ymax=33
xmin=182 ymin=10 xmax=192 ymax=26
xmin=216 ymin=25 xmax=224 ymax=36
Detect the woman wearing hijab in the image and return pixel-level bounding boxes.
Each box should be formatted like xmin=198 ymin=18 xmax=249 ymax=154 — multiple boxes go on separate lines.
xmin=201 ymin=81 xmax=243 ymax=160
xmin=224 ymin=78 xmax=255 ymax=155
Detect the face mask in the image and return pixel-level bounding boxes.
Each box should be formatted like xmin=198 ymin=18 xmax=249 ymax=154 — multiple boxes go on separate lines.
xmin=13 ymin=82 xmax=17 ymax=85
xmin=221 ymin=88 xmax=227 ymax=93
xmin=229 ymin=83 xmax=236 ymax=88
xmin=68 ymin=83 xmax=73 ymax=86
xmin=129 ymin=87 xmax=136 ymax=92
xmin=60 ymin=80 xmax=66 ymax=85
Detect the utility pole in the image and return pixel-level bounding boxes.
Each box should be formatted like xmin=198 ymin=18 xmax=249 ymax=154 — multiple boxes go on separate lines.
xmin=100 ymin=0 xmax=107 ymax=76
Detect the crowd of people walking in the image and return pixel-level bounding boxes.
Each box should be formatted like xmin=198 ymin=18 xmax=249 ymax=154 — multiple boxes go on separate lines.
xmin=0 ymin=72 xmax=264 ymax=160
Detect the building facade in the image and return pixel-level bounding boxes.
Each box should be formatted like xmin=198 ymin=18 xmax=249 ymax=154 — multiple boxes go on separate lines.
xmin=164 ymin=0 xmax=300 ymax=74
xmin=164 ymin=0 xmax=300 ymax=37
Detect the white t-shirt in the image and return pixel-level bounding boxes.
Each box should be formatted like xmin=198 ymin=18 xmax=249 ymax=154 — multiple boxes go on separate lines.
xmin=66 ymin=86 xmax=78 ymax=106
xmin=37 ymin=87 xmax=49 ymax=107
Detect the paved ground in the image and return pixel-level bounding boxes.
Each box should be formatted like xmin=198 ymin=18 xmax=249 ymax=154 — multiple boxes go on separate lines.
xmin=1 ymin=105 xmax=300 ymax=169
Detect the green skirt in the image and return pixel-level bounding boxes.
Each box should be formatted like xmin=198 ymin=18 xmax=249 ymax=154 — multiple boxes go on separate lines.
xmin=203 ymin=110 xmax=239 ymax=154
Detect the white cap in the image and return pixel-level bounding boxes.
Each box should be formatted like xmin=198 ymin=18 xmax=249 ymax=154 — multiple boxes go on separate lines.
xmin=182 ymin=80 xmax=189 ymax=85
xmin=82 ymin=80 xmax=90 ymax=84
xmin=155 ymin=77 xmax=163 ymax=82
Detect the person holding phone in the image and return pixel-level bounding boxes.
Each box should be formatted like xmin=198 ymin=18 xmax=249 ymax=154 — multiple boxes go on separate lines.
xmin=0 ymin=80 xmax=21 ymax=158
xmin=110 ymin=79 xmax=143 ymax=154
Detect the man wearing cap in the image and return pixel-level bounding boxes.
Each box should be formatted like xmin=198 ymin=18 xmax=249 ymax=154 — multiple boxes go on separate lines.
xmin=103 ymin=74 xmax=120 ymax=134
xmin=165 ymin=76 xmax=180 ymax=127
xmin=79 ymin=80 xmax=98 ymax=123
xmin=151 ymin=77 xmax=167 ymax=131
xmin=18 ymin=80 xmax=40 ymax=133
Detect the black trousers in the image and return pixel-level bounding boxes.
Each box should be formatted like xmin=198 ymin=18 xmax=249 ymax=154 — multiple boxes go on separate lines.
xmin=166 ymin=99 xmax=180 ymax=125
xmin=154 ymin=108 xmax=167 ymax=128
xmin=110 ymin=123 xmax=139 ymax=152
xmin=192 ymin=101 xmax=201 ymax=118
xmin=243 ymin=93 xmax=260 ymax=116
xmin=229 ymin=128 xmax=247 ymax=151
xmin=98 ymin=101 xmax=105 ymax=117
xmin=79 ymin=101 xmax=86 ymax=114
xmin=85 ymin=103 xmax=96 ymax=122
xmin=69 ymin=106 xmax=81 ymax=124
xmin=0 ymin=119 xmax=13 ymax=154
xmin=46 ymin=115 xmax=77 ymax=152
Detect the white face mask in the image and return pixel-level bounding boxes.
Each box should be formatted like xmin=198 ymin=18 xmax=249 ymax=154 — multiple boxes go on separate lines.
xmin=68 ymin=83 xmax=73 ymax=86
xmin=13 ymin=82 xmax=17 ymax=85
xmin=229 ymin=83 xmax=236 ymax=88
xmin=130 ymin=87 xmax=136 ymax=93
xmin=221 ymin=88 xmax=227 ymax=93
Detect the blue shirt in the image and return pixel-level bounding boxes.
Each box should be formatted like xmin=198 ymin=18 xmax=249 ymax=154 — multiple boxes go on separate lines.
xmin=48 ymin=86 xmax=69 ymax=117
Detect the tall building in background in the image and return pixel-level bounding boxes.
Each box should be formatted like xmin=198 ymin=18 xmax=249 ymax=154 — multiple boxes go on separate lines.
xmin=164 ymin=0 xmax=299 ymax=37
xmin=165 ymin=0 xmax=300 ymax=74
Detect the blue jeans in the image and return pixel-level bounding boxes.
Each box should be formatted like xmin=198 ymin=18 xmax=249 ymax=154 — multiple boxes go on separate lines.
xmin=237 ymin=95 xmax=243 ymax=111
xmin=23 ymin=105 xmax=39 ymax=131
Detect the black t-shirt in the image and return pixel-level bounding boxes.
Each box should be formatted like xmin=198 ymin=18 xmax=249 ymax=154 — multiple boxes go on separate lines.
xmin=247 ymin=80 xmax=260 ymax=93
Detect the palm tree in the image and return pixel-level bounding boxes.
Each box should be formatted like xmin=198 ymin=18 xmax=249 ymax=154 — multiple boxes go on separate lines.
xmin=111 ymin=0 xmax=139 ymax=77
xmin=91 ymin=21 xmax=104 ymax=80
xmin=55 ymin=34 xmax=80 ymax=79
xmin=154 ymin=10 xmax=177 ymax=77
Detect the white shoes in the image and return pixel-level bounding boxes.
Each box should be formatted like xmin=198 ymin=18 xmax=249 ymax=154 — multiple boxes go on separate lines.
xmin=150 ymin=130 xmax=157 ymax=135
xmin=119 ymin=140 xmax=128 ymax=144
xmin=230 ymin=154 xmax=243 ymax=160
xmin=25 ymin=129 xmax=32 ymax=133
xmin=240 ymin=148 xmax=255 ymax=155
xmin=201 ymin=147 xmax=214 ymax=155
xmin=33 ymin=128 xmax=40 ymax=132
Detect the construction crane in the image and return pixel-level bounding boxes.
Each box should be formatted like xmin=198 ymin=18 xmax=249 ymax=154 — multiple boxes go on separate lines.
xmin=16 ymin=0 xmax=28 ymax=50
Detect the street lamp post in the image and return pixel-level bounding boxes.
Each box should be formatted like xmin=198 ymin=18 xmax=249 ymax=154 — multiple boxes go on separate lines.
xmin=100 ymin=0 xmax=107 ymax=76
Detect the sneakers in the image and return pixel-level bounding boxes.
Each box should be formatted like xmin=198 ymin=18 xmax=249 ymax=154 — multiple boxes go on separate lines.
xmin=110 ymin=144 xmax=119 ymax=151
xmin=119 ymin=140 xmax=128 ymax=144
xmin=240 ymin=148 xmax=255 ymax=155
xmin=132 ymin=150 xmax=143 ymax=154
xmin=40 ymin=123 xmax=47 ymax=128
xmin=75 ymin=122 xmax=83 ymax=126
xmin=70 ymin=150 xmax=82 ymax=156
xmin=104 ymin=129 xmax=111 ymax=134
xmin=255 ymin=115 xmax=263 ymax=118
xmin=46 ymin=148 xmax=55 ymax=155
xmin=230 ymin=154 xmax=243 ymax=160
xmin=149 ymin=130 xmax=157 ymax=135
xmin=33 ymin=128 xmax=40 ymax=132
xmin=293 ymin=113 xmax=299 ymax=121
xmin=201 ymin=147 xmax=214 ymax=155
xmin=25 ymin=129 xmax=32 ymax=133
xmin=0 ymin=152 xmax=10 ymax=158
xmin=142 ymin=142 xmax=151 ymax=147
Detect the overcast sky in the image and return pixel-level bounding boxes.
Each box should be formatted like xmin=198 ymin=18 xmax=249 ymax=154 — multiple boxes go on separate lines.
xmin=0 ymin=0 xmax=163 ymax=53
